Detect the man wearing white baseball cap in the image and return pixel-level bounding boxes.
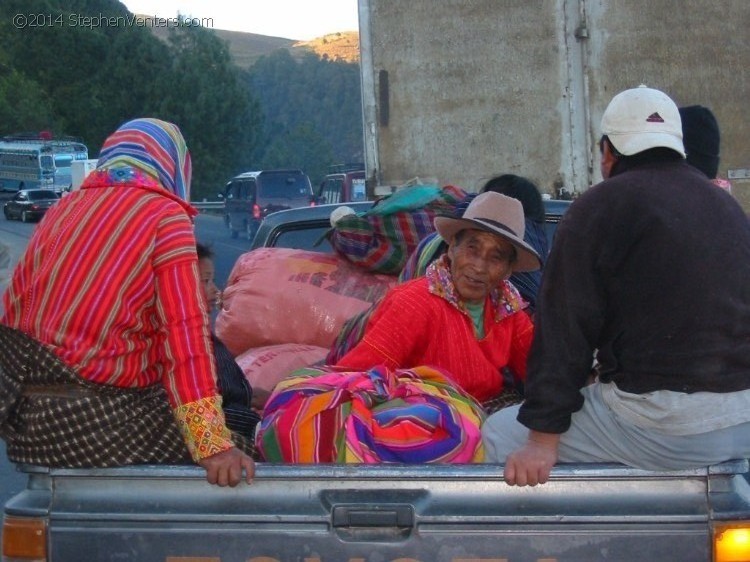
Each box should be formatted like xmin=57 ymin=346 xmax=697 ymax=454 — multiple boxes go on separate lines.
xmin=482 ymin=85 xmax=750 ymax=485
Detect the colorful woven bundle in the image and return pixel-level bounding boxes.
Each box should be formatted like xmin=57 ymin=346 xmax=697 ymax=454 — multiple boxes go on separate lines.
xmin=256 ymin=365 xmax=485 ymax=463
xmin=328 ymin=185 xmax=467 ymax=275
xmin=398 ymin=231 xmax=449 ymax=282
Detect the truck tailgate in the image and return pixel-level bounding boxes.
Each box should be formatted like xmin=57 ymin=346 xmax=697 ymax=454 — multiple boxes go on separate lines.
xmin=8 ymin=461 xmax=750 ymax=561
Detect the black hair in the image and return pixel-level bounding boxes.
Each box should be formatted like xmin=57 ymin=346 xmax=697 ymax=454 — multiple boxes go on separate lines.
xmin=600 ymin=135 xmax=683 ymax=175
xmin=599 ymin=135 xmax=623 ymax=158
xmin=196 ymin=243 xmax=214 ymax=260
xmin=480 ymin=174 xmax=545 ymax=223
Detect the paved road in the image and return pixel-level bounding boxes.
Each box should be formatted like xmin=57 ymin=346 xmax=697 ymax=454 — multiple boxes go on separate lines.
xmin=0 ymin=206 xmax=251 ymax=509
xmin=193 ymin=213 xmax=255 ymax=287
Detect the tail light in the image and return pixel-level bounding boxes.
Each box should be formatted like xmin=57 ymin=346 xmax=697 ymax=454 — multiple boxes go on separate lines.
xmin=714 ymin=522 xmax=750 ymax=561
xmin=2 ymin=515 xmax=47 ymax=561
xmin=252 ymin=203 xmax=261 ymax=219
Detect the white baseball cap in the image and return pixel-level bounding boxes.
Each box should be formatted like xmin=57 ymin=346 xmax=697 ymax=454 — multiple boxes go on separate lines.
xmin=600 ymin=85 xmax=686 ymax=157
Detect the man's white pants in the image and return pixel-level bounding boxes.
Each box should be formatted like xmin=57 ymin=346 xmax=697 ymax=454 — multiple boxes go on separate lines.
xmin=482 ymin=383 xmax=750 ymax=470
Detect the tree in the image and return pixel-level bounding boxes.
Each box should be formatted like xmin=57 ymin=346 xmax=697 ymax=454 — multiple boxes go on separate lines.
xmin=248 ymin=49 xmax=364 ymax=179
xmin=262 ymin=123 xmax=335 ymax=186
xmin=156 ymin=22 xmax=262 ymax=198
xmin=0 ymin=71 xmax=61 ymax=134
xmin=0 ymin=0 xmax=361 ymax=199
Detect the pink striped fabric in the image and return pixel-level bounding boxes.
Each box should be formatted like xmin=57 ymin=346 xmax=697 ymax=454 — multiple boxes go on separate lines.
xmin=2 ymin=186 xmax=216 ymax=404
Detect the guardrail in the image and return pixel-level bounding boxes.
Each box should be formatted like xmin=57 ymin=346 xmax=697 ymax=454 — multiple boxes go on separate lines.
xmin=191 ymin=201 xmax=224 ymax=212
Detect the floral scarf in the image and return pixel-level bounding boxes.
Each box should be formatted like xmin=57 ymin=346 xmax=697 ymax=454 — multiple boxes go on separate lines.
xmin=425 ymin=254 xmax=526 ymax=322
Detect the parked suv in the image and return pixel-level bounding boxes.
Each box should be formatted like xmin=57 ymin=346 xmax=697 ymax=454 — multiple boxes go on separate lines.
xmin=222 ymin=169 xmax=314 ymax=240
xmin=315 ymin=165 xmax=367 ymax=204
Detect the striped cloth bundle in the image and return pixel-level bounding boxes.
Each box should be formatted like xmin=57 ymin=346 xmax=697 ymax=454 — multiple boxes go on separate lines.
xmin=96 ymin=118 xmax=192 ymax=202
xmin=328 ymin=185 xmax=467 ymax=275
xmin=255 ymin=365 xmax=485 ymax=463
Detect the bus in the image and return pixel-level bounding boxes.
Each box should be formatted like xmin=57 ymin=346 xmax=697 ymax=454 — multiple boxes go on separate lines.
xmin=0 ymin=134 xmax=89 ymax=193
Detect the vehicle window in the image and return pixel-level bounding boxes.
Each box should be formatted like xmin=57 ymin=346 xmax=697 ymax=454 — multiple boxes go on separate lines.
xmin=271 ymin=226 xmax=333 ymax=252
xmin=260 ymin=174 xmax=311 ymax=198
xmin=245 ymin=180 xmax=256 ymax=200
xmin=54 ymin=155 xmax=73 ymax=168
xmin=27 ymin=191 xmax=59 ymax=200
xmin=40 ymin=155 xmax=54 ymax=170
xmin=322 ymin=178 xmax=342 ymax=204
xmin=351 ymin=178 xmax=367 ymax=201
xmin=226 ymin=180 xmax=255 ymax=200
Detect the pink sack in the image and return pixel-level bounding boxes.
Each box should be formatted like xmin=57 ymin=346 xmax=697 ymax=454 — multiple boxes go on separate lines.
xmin=235 ymin=343 xmax=329 ymax=393
xmin=215 ymin=248 xmax=397 ymax=356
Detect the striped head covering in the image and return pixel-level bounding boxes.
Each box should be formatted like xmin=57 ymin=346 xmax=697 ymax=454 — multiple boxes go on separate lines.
xmin=96 ymin=118 xmax=192 ymax=202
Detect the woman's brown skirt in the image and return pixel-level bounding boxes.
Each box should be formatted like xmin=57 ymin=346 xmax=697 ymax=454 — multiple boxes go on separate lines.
xmin=0 ymin=324 xmax=252 ymax=468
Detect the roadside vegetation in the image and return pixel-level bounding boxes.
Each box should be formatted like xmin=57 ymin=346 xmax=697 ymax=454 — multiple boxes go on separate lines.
xmin=0 ymin=0 xmax=363 ymax=199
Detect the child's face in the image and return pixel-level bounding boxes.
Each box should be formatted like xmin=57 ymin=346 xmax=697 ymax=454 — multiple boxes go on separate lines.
xmin=198 ymin=257 xmax=220 ymax=310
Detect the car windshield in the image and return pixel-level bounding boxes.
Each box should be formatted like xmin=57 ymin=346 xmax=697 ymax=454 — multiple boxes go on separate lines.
xmin=259 ymin=174 xmax=311 ymax=198
xmin=27 ymin=190 xmax=60 ymax=200
xmin=272 ymin=226 xmax=333 ymax=252
xmin=54 ymin=155 xmax=73 ymax=168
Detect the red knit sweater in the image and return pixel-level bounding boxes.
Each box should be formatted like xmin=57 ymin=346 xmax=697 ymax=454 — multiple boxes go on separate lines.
xmin=336 ymin=277 xmax=533 ymax=402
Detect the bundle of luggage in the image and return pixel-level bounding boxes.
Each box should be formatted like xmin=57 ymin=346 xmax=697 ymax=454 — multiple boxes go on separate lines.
xmin=216 ymin=184 xmax=478 ymax=463
xmin=216 ymin=184 xmax=470 ymax=381
xmin=215 ymin=247 xmax=398 ymax=393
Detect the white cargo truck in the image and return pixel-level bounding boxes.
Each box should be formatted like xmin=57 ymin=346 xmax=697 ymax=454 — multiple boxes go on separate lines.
xmin=358 ymin=0 xmax=750 ymax=210
xmin=69 ymin=158 xmax=97 ymax=192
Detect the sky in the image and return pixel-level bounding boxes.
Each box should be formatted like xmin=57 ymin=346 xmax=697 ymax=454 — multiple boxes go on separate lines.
xmin=120 ymin=0 xmax=359 ymax=41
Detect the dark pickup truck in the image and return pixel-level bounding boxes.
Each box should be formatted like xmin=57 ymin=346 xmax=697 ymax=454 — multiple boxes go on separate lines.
xmin=4 ymin=199 xmax=750 ymax=562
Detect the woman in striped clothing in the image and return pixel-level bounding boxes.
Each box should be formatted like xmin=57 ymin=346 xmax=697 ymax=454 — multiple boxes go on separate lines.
xmin=0 ymin=118 xmax=254 ymax=487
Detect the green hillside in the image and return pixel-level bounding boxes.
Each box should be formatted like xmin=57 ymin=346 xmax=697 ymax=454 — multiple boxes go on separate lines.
xmin=0 ymin=0 xmax=363 ymax=197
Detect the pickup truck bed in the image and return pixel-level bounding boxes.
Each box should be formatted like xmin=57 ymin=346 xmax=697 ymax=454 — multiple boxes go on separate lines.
xmin=5 ymin=200 xmax=750 ymax=561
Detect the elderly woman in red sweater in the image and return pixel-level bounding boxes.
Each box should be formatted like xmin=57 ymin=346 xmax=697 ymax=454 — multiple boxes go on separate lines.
xmin=335 ymin=191 xmax=541 ymax=406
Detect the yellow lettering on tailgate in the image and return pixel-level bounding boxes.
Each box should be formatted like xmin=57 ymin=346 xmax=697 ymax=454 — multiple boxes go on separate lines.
xmin=166 ymin=558 xmax=221 ymax=562
xmin=453 ymin=559 xmax=556 ymax=562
